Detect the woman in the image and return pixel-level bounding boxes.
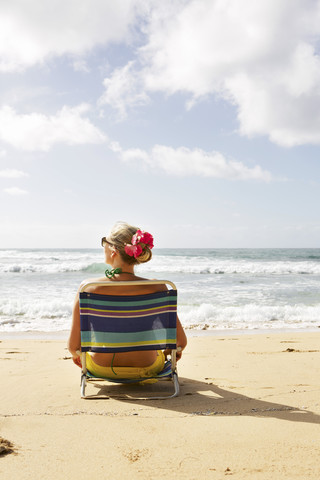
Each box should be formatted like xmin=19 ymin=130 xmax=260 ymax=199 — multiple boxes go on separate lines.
xmin=68 ymin=222 xmax=187 ymax=379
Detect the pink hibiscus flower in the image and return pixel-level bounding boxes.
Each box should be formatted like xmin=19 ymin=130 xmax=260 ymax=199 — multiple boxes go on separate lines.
xmin=140 ymin=231 xmax=154 ymax=248
xmin=124 ymin=244 xmax=143 ymax=258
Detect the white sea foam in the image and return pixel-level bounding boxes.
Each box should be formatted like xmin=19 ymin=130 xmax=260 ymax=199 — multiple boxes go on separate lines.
xmin=180 ymin=303 xmax=320 ymax=330
xmin=0 ymin=297 xmax=73 ymax=332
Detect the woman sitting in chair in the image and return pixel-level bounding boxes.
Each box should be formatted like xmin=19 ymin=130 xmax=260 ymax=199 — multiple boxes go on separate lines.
xmin=68 ymin=222 xmax=187 ymax=379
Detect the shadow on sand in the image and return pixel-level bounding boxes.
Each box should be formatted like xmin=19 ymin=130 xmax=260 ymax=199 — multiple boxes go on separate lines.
xmin=83 ymin=376 xmax=320 ymax=425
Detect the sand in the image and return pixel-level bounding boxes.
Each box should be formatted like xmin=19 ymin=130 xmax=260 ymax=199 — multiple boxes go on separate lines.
xmin=1 ymin=331 xmax=320 ymax=479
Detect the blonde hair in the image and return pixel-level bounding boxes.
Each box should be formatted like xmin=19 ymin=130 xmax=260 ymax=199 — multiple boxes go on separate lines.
xmin=107 ymin=222 xmax=153 ymax=265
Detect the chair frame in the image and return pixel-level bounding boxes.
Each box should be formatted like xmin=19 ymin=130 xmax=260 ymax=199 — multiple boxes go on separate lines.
xmin=78 ymin=280 xmax=180 ymax=400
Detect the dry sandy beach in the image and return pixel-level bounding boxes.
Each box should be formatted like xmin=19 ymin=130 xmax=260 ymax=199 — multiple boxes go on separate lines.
xmin=1 ymin=332 xmax=320 ymax=479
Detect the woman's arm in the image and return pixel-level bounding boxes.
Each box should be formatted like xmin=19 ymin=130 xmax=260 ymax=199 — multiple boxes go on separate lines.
xmin=67 ymin=292 xmax=81 ymax=362
xmin=176 ymin=315 xmax=187 ymax=360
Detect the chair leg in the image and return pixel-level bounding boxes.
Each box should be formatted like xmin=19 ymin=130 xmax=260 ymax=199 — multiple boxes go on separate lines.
xmin=80 ymin=373 xmax=87 ymax=398
xmin=172 ymin=372 xmax=180 ymax=398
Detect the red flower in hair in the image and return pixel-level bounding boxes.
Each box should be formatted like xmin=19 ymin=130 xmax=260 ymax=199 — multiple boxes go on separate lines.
xmin=124 ymin=244 xmax=143 ymax=258
xmin=131 ymin=231 xmax=141 ymax=246
xmin=131 ymin=229 xmax=154 ymax=247
xmin=140 ymin=231 xmax=154 ymax=248
xmin=125 ymin=229 xmax=154 ymax=258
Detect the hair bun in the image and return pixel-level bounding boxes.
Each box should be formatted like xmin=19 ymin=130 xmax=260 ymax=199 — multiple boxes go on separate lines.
xmin=136 ymin=246 xmax=152 ymax=264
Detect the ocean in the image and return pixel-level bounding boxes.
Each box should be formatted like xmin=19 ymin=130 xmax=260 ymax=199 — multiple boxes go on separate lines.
xmin=1 ymin=248 xmax=320 ymax=334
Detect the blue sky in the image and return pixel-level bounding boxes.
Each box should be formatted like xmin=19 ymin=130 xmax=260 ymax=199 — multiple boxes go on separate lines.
xmin=1 ymin=0 xmax=320 ymax=248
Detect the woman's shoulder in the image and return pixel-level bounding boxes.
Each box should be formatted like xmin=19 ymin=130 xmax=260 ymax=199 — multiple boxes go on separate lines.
xmin=131 ymin=276 xmax=168 ymax=291
xmin=78 ymin=276 xmax=110 ymax=292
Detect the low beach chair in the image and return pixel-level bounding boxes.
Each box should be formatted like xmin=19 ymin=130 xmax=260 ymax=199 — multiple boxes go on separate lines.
xmin=78 ymin=280 xmax=180 ymax=400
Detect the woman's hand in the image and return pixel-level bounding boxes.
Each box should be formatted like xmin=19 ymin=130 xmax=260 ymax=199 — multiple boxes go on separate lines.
xmin=164 ymin=347 xmax=183 ymax=361
xmin=72 ymin=355 xmax=82 ymax=368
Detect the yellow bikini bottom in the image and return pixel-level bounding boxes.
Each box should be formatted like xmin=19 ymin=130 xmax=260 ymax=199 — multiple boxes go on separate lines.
xmin=86 ymin=350 xmax=165 ymax=383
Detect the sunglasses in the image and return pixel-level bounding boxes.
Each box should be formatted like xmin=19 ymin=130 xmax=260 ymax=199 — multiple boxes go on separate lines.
xmin=101 ymin=237 xmax=113 ymax=248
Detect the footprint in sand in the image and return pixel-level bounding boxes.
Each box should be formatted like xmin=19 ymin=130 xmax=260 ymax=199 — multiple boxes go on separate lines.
xmin=123 ymin=448 xmax=149 ymax=463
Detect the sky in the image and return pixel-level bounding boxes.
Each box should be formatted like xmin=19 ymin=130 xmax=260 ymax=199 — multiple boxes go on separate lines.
xmin=1 ymin=0 xmax=320 ymax=249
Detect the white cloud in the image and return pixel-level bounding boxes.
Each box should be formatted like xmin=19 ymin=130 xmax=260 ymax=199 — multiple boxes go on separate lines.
xmin=4 ymin=1 xmax=320 ymax=147
xmin=0 ymin=0 xmax=142 ymax=72
xmin=102 ymin=0 xmax=320 ymax=147
xmin=4 ymin=187 xmax=28 ymax=195
xmin=110 ymin=142 xmax=272 ymax=181
xmin=0 ymin=169 xmax=28 ymax=178
xmin=98 ymin=62 xmax=150 ymax=119
xmin=72 ymin=59 xmax=90 ymax=73
xmin=0 ymin=104 xmax=107 ymax=151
